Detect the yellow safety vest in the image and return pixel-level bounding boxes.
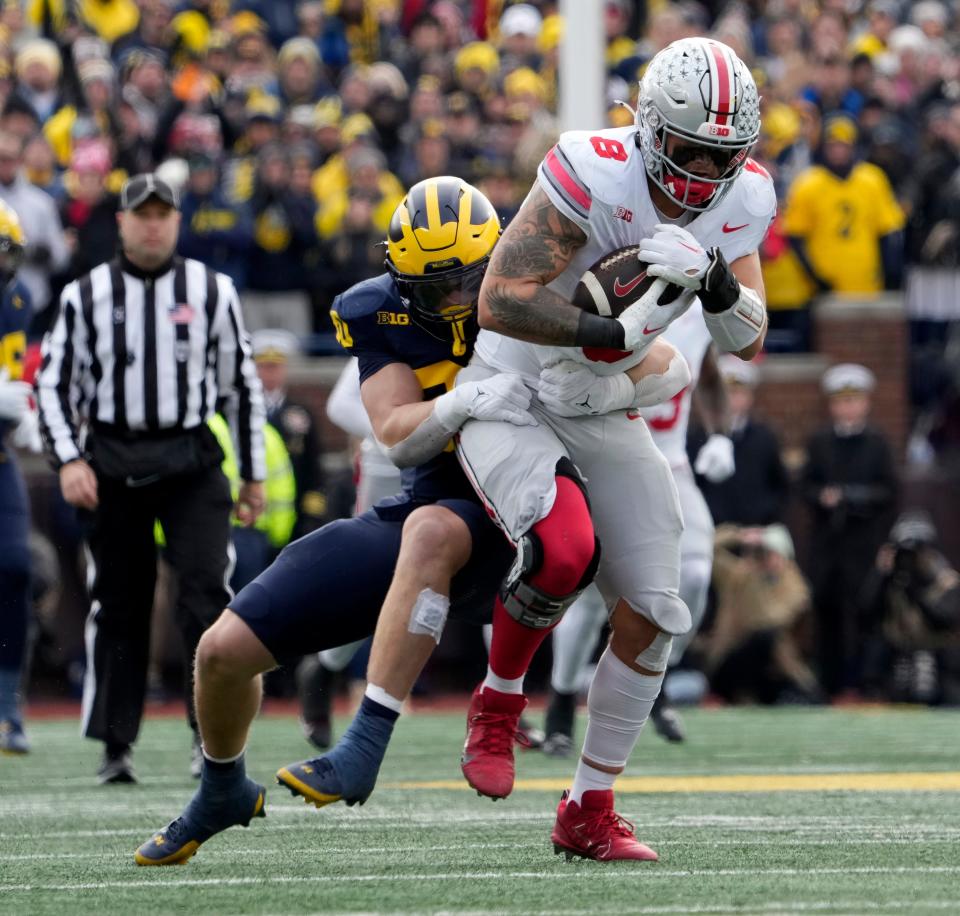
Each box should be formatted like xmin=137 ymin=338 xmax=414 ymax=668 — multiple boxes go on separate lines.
xmin=155 ymin=416 xmax=296 ymax=550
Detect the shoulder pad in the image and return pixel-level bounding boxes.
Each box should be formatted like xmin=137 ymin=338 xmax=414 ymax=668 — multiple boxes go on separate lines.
xmin=332 ymin=273 xmax=397 ymax=321
xmin=738 ymin=160 xmax=777 ymax=219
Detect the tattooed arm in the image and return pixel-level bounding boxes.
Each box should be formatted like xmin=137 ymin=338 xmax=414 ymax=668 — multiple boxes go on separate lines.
xmin=479 ymin=186 xmax=624 ymax=348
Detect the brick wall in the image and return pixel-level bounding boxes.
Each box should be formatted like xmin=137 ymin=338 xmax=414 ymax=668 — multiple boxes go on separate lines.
xmin=288 ymin=296 xmax=912 ymax=472
xmin=753 ymin=294 xmax=909 ymax=464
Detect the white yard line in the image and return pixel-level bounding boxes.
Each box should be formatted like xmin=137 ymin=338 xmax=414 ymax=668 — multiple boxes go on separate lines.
xmin=7 ymin=813 xmax=960 ymax=841
xmin=4 ymin=865 xmax=960 ymax=892
xmin=7 ymin=834 xmax=960 ymax=861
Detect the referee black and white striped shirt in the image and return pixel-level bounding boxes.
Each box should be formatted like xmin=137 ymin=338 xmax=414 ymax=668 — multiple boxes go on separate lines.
xmin=36 ymin=253 xmax=267 ymax=482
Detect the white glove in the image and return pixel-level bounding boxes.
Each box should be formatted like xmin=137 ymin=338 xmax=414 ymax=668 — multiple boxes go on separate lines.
xmin=694 ymin=433 xmax=735 ymax=483
xmin=12 ymin=407 xmax=42 ymax=453
xmin=616 ymin=278 xmax=695 ymax=351
xmin=638 ymin=223 xmax=711 ymax=290
xmin=435 ymin=373 xmax=537 ymax=430
xmin=538 ymin=359 xmax=634 ymax=417
xmin=0 ymin=374 xmax=31 ymax=422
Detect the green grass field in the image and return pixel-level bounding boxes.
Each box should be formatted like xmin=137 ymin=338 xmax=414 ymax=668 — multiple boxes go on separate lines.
xmin=3 ymin=705 xmax=960 ymax=915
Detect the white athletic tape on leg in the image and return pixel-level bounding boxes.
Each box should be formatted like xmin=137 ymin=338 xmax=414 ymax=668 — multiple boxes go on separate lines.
xmin=202 ymin=744 xmax=246 ymax=764
xmin=407 ymin=587 xmax=450 ymax=643
xmin=635 ymin=631 xmax=673 ymax=672
xmin=365 ymin=683 xmax=404 ymax=714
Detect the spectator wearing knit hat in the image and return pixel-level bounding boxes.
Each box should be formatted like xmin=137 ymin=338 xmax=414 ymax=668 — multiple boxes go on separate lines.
xmin=10 ymin=39 xmax=63 ymax=125
xmin=316 ymin=141 xmax=402 ymax=238
xmin=44 ymin=57 xmax=118 ymax=169
xmin=277 ymin=37 xmax=329 ymax=107
xmin=0 ymin=129 xmax=68 ymax=329
xmin=454 ymin=41 xmax=499 ymax=100
xmin=56 ymin=139 xmax=119 ymax=288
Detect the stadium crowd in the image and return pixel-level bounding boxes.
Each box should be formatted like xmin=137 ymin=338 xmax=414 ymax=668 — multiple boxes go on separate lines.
xmin=3 ymin=0 xmax=960 ymax=758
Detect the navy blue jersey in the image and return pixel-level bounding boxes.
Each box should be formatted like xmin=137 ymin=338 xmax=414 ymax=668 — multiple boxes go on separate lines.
xmin=330 ymin=273 xmax=477 ymax=505
xmin=0 ymin=280 xmax=31 ymax=445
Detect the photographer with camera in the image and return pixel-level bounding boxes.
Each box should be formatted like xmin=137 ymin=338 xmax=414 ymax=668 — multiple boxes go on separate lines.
xmin=860 ymin=511 xmax=960 ymax=704
xmin=702 ymin=524 xmax=821 ymax=705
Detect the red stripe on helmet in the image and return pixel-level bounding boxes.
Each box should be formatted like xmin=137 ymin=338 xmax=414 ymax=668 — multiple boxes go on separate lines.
xmin=708 ymin=42 xmax=731 ymax=126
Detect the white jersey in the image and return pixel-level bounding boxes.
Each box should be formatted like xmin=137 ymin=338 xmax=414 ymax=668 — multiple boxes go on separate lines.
xmin=641 ymin=301 xmax=713 ymax=469
xmin=326 ymin=357 xmax=402 ymax=513
xmin=475 ymin=125 xmax=776 ymax=382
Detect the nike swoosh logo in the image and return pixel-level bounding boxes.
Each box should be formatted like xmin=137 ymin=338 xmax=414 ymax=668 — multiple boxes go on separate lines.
xmin=125 ymin=473 xmax=162 ymax=488
xmin=722 ymin=222 xmax=748 ymax=233
xmin=612 ymin=271 xmax=647 ymax=298
xmin=643 ymin=323 xmax=666 ymax=335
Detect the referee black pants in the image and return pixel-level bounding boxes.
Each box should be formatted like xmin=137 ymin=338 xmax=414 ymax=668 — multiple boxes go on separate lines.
xmin=80 ymin=465 xmax=233 ymax=749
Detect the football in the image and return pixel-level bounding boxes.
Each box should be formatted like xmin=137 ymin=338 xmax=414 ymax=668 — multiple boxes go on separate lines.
xmin=572 ymin=245 xmax=684 ymax=318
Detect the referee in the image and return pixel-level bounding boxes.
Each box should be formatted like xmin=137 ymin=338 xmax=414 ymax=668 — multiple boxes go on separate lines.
xmin=36 ymin=173 xmax=266 ymax=783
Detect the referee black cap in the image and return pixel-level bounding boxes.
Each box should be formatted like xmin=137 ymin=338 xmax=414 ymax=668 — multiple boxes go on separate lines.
xmin=120 ymin=173 xmax=180 ymax=211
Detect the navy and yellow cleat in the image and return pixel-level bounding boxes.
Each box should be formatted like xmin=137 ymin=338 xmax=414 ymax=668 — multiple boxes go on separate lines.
xmin=133 ymin=780 xmax=266 ymax=866
xmin=276 ymin=756 xmax=372 ymax=809
xmin=0 ymin=718 xmax=29 ymax=755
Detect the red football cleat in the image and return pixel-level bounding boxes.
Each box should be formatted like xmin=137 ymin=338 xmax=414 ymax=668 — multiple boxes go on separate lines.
xmin=460 ymin=685 xmax=527 ymax=799
xmin=551 ymin=790 xmax=659 ymax=862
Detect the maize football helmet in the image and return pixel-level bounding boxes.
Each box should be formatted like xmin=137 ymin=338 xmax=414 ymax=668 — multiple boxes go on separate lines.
xmin=385 ymin=176 xmax=500 ymax=333
xmin=0 ymin=200 xmax=25 ymax=283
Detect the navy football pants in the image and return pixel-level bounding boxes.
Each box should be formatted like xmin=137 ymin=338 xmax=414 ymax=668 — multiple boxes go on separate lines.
xmin=231 ymin=498 xmax=514 ymax=664
xmin=0 ymin=451 xmax=31 ymax=715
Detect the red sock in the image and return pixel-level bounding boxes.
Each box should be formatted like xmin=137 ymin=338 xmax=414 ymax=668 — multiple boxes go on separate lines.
xmin=487 ymin=477 xmax=595 ymax=681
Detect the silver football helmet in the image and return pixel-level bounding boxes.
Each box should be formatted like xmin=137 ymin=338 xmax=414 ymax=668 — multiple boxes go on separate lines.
xmin=636 ymin=38 xmax=760 ymax=212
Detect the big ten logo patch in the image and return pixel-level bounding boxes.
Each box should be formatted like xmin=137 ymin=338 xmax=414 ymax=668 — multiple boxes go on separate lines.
xmin=376 ymin=311 xmax=410 ymax=326
xmin=612 ymin=206 xmax=633 ymax=223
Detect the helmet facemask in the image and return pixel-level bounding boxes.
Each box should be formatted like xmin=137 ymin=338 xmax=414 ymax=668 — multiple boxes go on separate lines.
xmin=387 ymin=256 xmax=489 ymax=340
xmin=640 ymin=99 xmax=753 ymax=211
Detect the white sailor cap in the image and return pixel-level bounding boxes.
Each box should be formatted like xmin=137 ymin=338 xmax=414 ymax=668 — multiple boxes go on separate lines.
xmin=718 ymin=354 xmax=759 ymax=387
xmin=822 ymin=363 xmax=875 ymax=395
xmin=251 ymin=329 xmax=298 ymax=363
xmin=760 ymin=523 xmax=795 ymax=559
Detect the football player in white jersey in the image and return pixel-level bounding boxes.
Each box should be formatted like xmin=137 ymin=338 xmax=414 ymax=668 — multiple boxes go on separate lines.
xmin=541 ymin=303 xmax=733 ymax=755
xmin=456 ymin=37 xmax=775 ymax=861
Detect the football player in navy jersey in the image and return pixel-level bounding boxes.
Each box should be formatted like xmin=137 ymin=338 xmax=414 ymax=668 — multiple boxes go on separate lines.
xmin=135 ymin=177 xmax=538 ymax=865
xmin=0 ymin=201 xmax=35 ymax=754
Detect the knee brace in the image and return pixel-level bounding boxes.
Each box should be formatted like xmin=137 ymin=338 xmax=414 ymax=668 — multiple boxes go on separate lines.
xmin=501 ymin=457 xmax=601 ymax=629
xmin=500 ymin=530 xmax=601 ymax=629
